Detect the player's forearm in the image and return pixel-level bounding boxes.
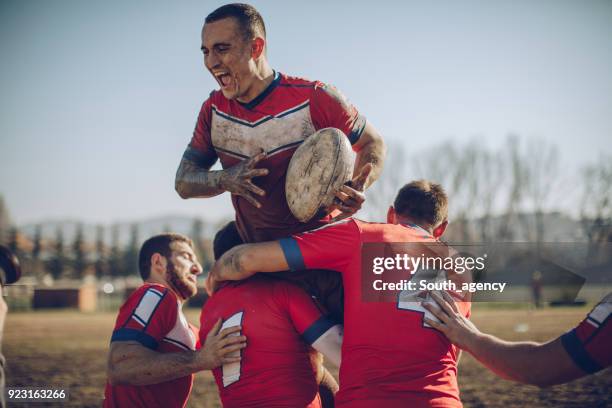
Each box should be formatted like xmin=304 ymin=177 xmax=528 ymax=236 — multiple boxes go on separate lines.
xmin=174 ymin=159 xmax=226 ymax=199
xmin=353 ymin=124 xmax=385 ymax=189
xmin=214 ymin=242 xmax=289 ymax=283
xmin=464 ymin=333 xmax=555 ymax=386
xmin=108 ymin=348 xmax=201 ymax=386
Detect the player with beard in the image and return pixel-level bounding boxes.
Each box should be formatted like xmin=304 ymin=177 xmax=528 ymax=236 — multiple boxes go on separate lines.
xmin=104 ymin=233 xmax=247 ymax=408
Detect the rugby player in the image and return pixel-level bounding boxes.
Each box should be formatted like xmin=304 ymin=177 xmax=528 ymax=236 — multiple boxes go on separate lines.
xmin=174 ymin=2 xmax=386 ymax=323
xmin=104 ymin=233 xmax=246 ymax=408
xmin=423 ymin=290 xmax=611 ymax=387
xmin=198 ymin=224 xmax=343 ymax=408
xmin=210 ymin=180 xmax=473 ymax=407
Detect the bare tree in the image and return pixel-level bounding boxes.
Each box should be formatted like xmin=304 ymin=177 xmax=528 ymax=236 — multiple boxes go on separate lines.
xmin=580 ymin=155 xmax=612 ymax=244
xmin=523 ymin=138 xmax=561 ymax=244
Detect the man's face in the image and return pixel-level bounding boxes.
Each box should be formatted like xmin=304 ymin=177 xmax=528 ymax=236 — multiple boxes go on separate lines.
xmin=201 ymin=18 xmax=257 ymax=101
xmin=165 ymin=241 xmax=202 ymax=300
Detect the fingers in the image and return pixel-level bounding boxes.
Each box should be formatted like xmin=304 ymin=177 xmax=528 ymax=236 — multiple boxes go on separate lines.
xmin=240 ymin=192 xmax=263 ymax=209
xmin=441 ymin=290 xmax=460 ymax=314
xmin=430 ymin=291 xmax=456 ymax=317
xmin=334 ymin=186 xmax=365 ymax=215
xmin=351 ymin=163 xmax=373 ymax=191
xmin=244 ymin=181 xmax=265 ymax=197
xmin=422 ymin=302 xmax=449 ymax=324
xmin=245 ymin=168 xmax=269 ymax=178
xmin=247 ymin=151 xmax=267 ymax=167
xmin=338 ymin=185 xmax=366 ymax=203
xmin=219 ymin=325 xmax=242 ymax=338
xmin=424 ymin=317 xmax=445 ymax=332
xmin=220 ymin=342 xmax=247 ymax=356
xmin=208 ymin=318 xmax=222 ymax=337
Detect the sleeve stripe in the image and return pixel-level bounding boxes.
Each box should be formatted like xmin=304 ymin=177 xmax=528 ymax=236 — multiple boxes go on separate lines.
xmin=348 ymin=115 xmax=366 ymax=145
xmin=183 ymin=146 xmax=217 ymax=168
xmin=560 ymin=329 xmax=603 ymax=374
xmin=302 ymin=315 xmax=337 ymax=345
xmin=133 ymin=289 xmax=167 ymax=329
xmin=132 ymin=314 xmax=146 ymax=326
xmin=279 ymin=238 xmax=305 ymax=271
xmin=111 ymin=328 xmax=159 ymax=350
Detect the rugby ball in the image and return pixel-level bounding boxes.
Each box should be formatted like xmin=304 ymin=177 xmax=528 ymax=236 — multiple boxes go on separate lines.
xmin=286 ymin=128 xmax=355 ymax=222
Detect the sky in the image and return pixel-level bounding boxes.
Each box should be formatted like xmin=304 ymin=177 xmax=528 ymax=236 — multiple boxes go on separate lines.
xmin=1 ymin=0 xmax=611 ymax=225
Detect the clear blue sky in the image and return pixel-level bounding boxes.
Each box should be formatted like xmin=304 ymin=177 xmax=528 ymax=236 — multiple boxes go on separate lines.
xmin=1 ymin=0 xmax=611 ymax=224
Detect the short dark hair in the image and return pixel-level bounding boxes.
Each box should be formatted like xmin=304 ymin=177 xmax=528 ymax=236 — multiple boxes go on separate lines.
xmin=213 ymin=221 xmax=243 ymax=260
xmin=0 ymin=245 xmax=21 ymax=285
xmin=138 ymin=233 xmax=193 ymax=280
xmin=205 ymin=3 xmax=266 ymax=40
xmin=393 ymin=180 xmax=448 ymax=227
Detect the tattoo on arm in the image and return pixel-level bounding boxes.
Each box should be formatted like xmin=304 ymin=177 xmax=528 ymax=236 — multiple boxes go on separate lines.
xmin=354 ymin=124 xmax=386 ymax=189
xmin=175 ymin=157 xmax=225 ymax=199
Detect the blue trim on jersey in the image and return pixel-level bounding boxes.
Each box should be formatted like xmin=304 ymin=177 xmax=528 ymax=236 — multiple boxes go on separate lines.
xmin=240 ymin=71 xmax=281 ymax=110
xmin=111 ymin=328 xmax=159 ymax=350
xmin=212 ymin=101 xmax=309 ymax=128
xmin=267 ymin=140 xmax=303 ymax=155
xmin=560 ymin=329 xmax=603 ymax=374
xmin=276 ymin=102 xmax=310 ymax=119
xmin=279 ymin=238 xmax=306 ymax=271
xmin=278 ymin=83 xmax=315 ymax=88
xmin=348 ymin=114 xmax=366 ymax=145
xmin=302 ymin=315 xmax=336 ymax=345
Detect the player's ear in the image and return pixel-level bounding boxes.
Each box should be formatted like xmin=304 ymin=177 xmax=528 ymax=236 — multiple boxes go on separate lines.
xmin=387 ymin=206 xmax=397 ymax=224
xmin=150 ymin=253 xmax=167 ymax=274
xmin=251 ymin=37 xmax=265 ymax=59
xmin=433 ymin=220 xmax=448 ymax=238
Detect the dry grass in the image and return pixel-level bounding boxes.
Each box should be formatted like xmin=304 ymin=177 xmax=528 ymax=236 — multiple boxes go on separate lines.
xmin=4 ymin=306 xmax=610 ymax=407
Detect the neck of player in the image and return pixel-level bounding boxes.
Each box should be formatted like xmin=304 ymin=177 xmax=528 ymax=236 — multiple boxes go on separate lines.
xmin=237 ymin=63 xmax=275 ymax=104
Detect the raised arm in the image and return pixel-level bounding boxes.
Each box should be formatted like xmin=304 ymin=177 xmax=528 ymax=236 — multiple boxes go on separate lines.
xmin=422 ymin=291 xmax=588 ymax=387
xmin=107 ymin=319 xmax=246 ymax=386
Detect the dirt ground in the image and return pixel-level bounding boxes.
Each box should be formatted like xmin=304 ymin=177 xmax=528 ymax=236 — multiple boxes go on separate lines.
xmin=4 ymin=306 xmax=610 ymax=407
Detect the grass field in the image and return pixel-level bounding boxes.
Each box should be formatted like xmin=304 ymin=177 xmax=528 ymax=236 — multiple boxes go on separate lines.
xmin=4 ymin=306 xmax=611 ymax=407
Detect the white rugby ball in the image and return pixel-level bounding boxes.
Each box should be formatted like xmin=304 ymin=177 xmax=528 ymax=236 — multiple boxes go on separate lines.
xmin=286 ymin=128 xmax=355 ymax=222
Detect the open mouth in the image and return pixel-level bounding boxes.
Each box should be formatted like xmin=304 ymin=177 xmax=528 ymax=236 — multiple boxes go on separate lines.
xmin=214 ymin=71 xmax=233 ymax=89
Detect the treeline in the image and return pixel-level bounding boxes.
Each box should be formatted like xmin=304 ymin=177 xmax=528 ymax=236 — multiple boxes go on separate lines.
xmin=365 ymin=136 xmax=612 ymax=243
xmin=0 ymin=211 xmax=212 ymax=282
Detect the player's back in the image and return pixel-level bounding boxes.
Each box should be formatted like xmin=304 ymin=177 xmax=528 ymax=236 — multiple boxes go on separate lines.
xmin=200 ymin=275 xmax=321 ymax=408
xmin=341 ymin=220 xmax=469 ymax=407
xmin=284 ymin=218 xmax=470 ymax=407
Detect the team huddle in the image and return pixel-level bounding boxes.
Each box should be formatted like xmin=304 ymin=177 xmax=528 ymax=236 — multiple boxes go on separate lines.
xmin=103 ymin=3 xmax=611 ymax=407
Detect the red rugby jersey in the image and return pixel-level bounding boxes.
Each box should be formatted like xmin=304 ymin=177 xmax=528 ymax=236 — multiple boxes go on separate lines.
xmin=561 ymin=292 xmax=612 ymax=373
xmin=280 ymin=219 xmax=471 ymax=408
xmin=199 ymin=274 xmax=336 ymax=408
xmin=185 ymin=71 xmax=366 ymax=242
xmin=104 ymin=284 xmax=199 ymax=408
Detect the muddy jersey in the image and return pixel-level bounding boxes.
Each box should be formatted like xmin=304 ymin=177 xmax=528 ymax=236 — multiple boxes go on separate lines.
xmin=185 ymin=71 xmax=366 ymax=243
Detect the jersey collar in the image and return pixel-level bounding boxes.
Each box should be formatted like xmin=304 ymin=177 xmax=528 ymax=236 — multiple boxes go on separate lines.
xmin=239 ymin=70 xmax=281 ymax=110
xmin=400 ymin=222 xmax=433 ymax=238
